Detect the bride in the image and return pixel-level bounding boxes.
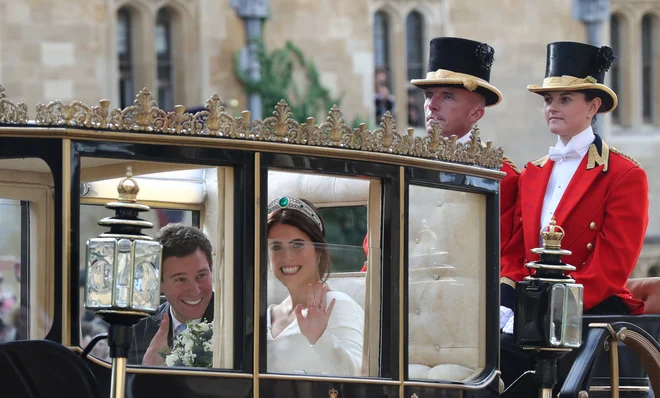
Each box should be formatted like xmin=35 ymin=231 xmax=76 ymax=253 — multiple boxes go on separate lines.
xmin=266 ymin=196 xmax=364 ymax=376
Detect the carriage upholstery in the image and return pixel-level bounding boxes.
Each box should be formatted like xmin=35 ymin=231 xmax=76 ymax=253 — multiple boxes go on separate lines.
xmin=266 ymin=172 xmax=481 ymax=381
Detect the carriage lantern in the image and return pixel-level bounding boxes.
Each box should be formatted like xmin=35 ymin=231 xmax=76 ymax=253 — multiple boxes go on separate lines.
xmin=512 ymin=217 xmax=584 ymax=396
xmin=83 ymin=167 xmax=162 ymax=398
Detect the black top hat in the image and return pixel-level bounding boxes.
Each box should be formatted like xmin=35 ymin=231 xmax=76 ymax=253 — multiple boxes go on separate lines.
xmin=411 ymin=37 xmax=502 ymax=106
xmin=528 ymin=41 xmax=618 ymax=113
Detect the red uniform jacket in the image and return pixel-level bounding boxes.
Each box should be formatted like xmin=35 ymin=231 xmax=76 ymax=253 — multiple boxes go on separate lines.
xmin=500 ymin=156 xmax=520 ymax=251
xmin=501 ymin=135 xmax=648 ymax=315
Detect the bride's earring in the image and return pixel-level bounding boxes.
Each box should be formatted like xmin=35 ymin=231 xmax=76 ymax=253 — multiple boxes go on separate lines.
xmin=316 ymin=256 xmax=321 ymax=267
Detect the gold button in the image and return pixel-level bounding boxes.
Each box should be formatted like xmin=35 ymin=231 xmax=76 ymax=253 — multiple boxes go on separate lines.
xmin=587 ymin=243 xmax=594 ymax=250
xmin=589 ymin=222 xmax=596 ymax=230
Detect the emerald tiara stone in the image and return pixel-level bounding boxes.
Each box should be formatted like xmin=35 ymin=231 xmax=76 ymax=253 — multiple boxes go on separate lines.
xmin=267 ymin=196 xmax=323 ymax=231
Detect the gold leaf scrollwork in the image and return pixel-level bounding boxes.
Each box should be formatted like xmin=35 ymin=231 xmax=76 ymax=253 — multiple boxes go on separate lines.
xmin=89 ymin=100 xmax=121 ymax=129
xmin=35 ymin=100 xmax=92 ymax=127
xmin=318 ymin=105 xmax=353 ymax=147
xmin=347 ymin=123 xmax=366 ymax=150
xmin=0 ymin=85 xmax=29 ymax=124
xmin=120 ymin=88 xmax=167 ymax=132
xmin=167 ymin=105 xmax=193 ymax=135
xmin=419 ymin=120 xmax=444 ymax=158
xmin=366 ymin=111 xmax=400 ymax=153
xmin=191 ymin=94 xmax=243 ymax=137
xmin=0 ymin=83 xmax=505 ymax=170
xmin=256 ymin=99 xmax=301 ymax=143
xmin=301 ymin=117 xmax=317 ymax=145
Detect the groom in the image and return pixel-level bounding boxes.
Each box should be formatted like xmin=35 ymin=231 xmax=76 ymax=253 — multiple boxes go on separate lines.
xmin=128 ymin=223 xmax=215 ymax=366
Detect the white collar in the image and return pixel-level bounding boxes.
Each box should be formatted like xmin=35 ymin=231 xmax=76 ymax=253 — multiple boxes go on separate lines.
xmin=169 ymin=305 xmax=201 ymax=333
xmin=456 ymin=129 xmax=474 ymax=144
xmin=551 ymin=125 xmax=595 ymax=157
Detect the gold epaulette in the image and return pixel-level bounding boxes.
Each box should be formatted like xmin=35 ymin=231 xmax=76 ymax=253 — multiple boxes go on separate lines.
xmin=529 ymin=155 xmax=549 ymax=168
xmin=610 ymin=147 xmax=642 ymax=168
xmin=503 ymin=155 xmax=521 ymax=173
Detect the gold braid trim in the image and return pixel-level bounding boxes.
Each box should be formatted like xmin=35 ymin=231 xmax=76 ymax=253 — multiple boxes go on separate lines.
xmin=500 ymin=277 xmax=516 ymax=289
xmin=610 ymin=147 xmax=643 ymax=168
xmin=503 ymin=155 xmax=521 ymax=173
xmin=530 ymin=155 xmax=549 ymax=168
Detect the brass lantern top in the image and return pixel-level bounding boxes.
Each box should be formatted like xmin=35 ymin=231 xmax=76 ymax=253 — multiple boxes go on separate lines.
xmin=117 ymin=166 xmax=140 ymax=203
xmin=97 ymin=167 xmax=154 ymax=241
xmin=540 ymin=217 xmax=565 ymax=250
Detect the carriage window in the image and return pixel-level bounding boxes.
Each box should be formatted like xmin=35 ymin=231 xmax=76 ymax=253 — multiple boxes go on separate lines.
xmin=266 ymin=170 xmax=381 ymax=377
xmin=316 ymin=206 xmax=368 ymax=273
xmin=78 ymin=158 xmax=234 ymax=370
xmin=0 ymin=158 xmax=55 ymax=343
xmin=407 ymin=184 xmax=486 ymax=381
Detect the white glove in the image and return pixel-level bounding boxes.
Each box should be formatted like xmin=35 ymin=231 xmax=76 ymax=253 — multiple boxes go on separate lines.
xmin=499 ymin=306 xmax=514 ymax=330
xmin=502 ymin=315 xmax=514 ymax=334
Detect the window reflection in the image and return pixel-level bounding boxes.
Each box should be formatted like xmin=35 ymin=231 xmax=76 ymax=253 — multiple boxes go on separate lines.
xmin=408 ymin=185 xmax=486 ymax=381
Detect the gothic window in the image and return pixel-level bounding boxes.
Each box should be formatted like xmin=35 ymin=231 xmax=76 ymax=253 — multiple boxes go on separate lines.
xmin=642 ymin=14 xmax=654 ymax=124
xmin=610 ymin=14 xmax=621 ymax=124
xmin=155 ymin=8 xmax=174 ymax=111
xmin=117 ymin=7 xmax=134 ymax=108
xmin=406 ymin=11 xmax=424 ymax=128
xmin=374 ymin=10 xmax=394 ymax=123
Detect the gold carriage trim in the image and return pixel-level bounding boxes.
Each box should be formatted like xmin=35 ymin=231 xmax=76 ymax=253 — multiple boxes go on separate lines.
xmin=0 ymin=85 xmax=504 ymax=170
xmin=0 ymin=86 xmax=29 ymax=124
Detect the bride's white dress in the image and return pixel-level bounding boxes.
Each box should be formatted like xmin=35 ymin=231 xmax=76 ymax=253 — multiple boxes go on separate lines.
xmin=266 ymin=290 xmax=364 ymax=376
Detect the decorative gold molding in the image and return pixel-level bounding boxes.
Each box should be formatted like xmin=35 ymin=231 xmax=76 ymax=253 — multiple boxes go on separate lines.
xmin=0 ymin=86 xmax=29 ymax=124
xmin=2 ymin=85 xmax=504 ymax=169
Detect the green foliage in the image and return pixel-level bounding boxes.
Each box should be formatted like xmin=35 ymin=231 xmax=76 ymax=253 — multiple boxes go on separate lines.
xmin=235 ymin=39 xmax=370 ymax=126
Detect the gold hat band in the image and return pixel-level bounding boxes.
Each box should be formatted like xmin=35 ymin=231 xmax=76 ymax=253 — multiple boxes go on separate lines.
xmin=423 ymin=69 xmax=488 ymax=92
xmin=539 ymin=75 xmax=598 ymax=88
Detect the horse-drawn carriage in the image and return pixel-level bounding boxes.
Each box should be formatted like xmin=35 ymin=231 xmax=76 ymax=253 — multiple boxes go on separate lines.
xmin=0 ymin=85 xmax=658 ymax=397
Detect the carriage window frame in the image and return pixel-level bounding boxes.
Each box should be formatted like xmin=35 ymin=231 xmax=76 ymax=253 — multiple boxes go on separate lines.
xmin=70 ymin=140 xmax=254 ymax=374
xmin=258 ymin=152 xmax=401 ymax=382
xmin=403 ymin=166 xmax=501 ymax=389
xmin=0 ymin=145 xmax=61 ymax=344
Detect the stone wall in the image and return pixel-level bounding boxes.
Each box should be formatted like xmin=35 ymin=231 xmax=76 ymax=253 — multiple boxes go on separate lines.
xmin=0 ymin=0 xmax=109 ymax=106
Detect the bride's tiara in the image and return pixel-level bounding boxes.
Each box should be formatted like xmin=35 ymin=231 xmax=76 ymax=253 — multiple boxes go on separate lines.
xmin=267 ymin=196 xmax=324 ymax=232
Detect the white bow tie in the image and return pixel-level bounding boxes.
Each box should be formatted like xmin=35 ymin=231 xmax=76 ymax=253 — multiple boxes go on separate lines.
xmin=548 ymin=145 xmax=580 ymax=162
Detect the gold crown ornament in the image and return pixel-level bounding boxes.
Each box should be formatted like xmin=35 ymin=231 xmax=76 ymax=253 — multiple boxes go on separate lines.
xmin=117 ymin=167 xmax=140 ymax=203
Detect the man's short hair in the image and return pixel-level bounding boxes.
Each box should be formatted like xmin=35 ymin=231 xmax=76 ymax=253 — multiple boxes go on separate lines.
xmin=155 ymin=223 xmax=213 ymax=268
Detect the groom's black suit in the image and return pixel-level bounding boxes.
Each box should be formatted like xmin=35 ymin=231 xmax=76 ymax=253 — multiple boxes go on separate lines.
xmin=128 ymin=293 xmax=214 ymax=365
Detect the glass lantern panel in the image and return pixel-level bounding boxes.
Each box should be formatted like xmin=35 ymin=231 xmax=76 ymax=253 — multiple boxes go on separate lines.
xmin=564 ymin=284 xmax=584 ymax=348
xmin=549 ymin=283 xmax=566 ymax=347
xmin=113 ymin=239 xmax=134 ymax=308
xmin=132 ymin=240 xmax=162 ymax=312
xmin=85 ymin=238 xmax=117 ymax=309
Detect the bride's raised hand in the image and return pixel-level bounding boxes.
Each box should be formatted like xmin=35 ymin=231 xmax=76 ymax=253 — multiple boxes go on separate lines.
xmin=295 ymin=281 xmax=336 ymax=345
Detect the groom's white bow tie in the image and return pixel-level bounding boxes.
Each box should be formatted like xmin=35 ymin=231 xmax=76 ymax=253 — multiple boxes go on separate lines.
xmin=548 ymin=144 xmax=580 ymax=162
